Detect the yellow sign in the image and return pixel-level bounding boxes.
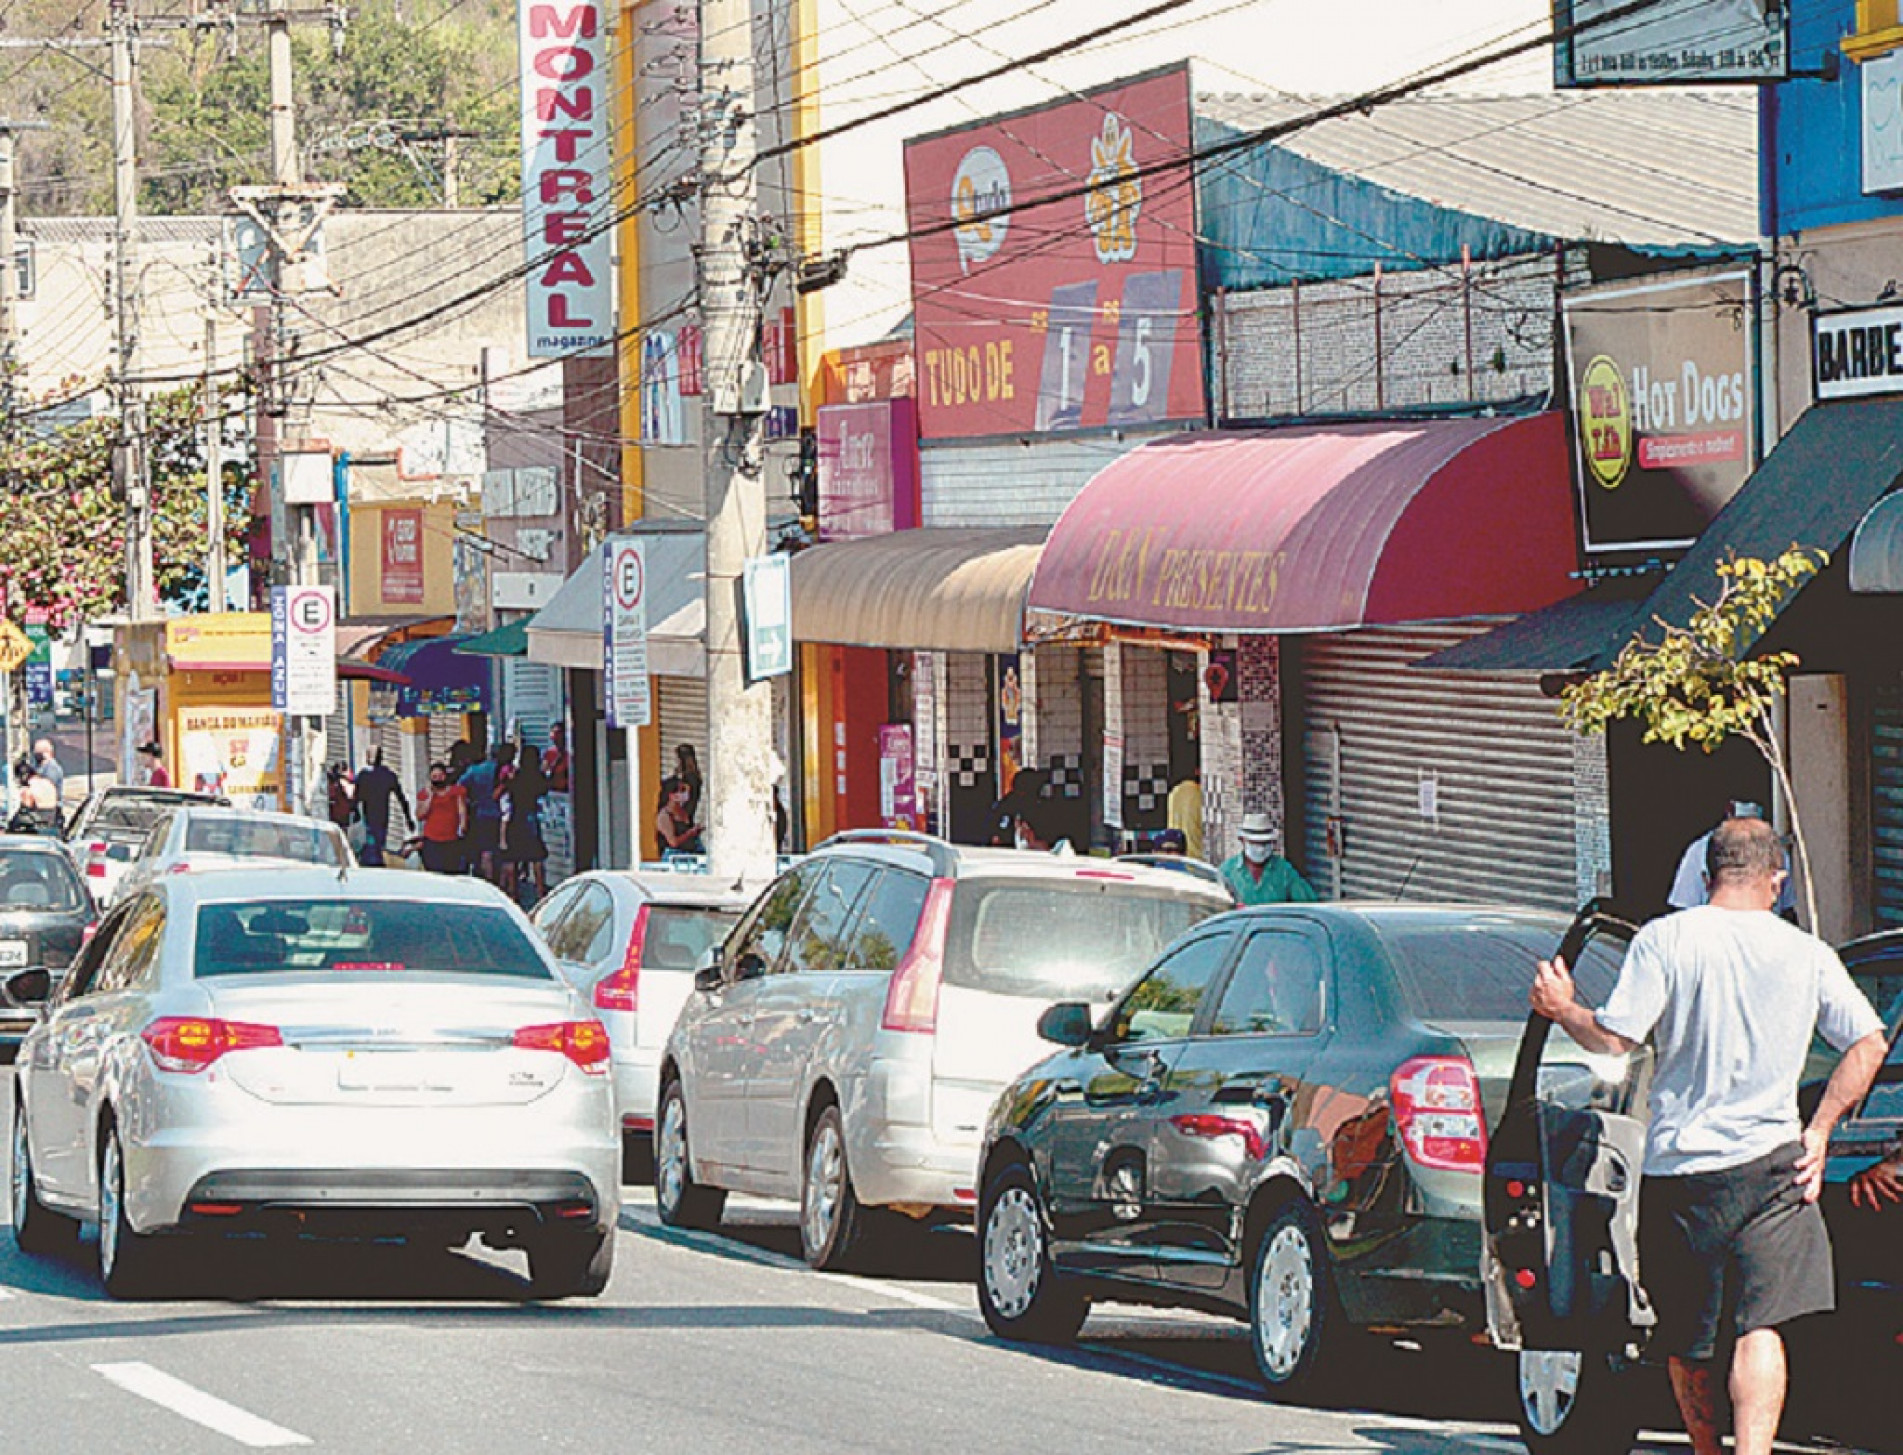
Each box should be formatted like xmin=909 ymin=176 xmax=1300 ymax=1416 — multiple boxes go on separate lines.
xmin=0 ymin=621 xmax=31 ymax=673
xmin=1577 ymin=354 xmax=1632 ymax=491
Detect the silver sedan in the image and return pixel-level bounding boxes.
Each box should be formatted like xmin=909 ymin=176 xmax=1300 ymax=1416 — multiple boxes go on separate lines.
xmin=9 ymin=867 xmax=620 ymax=1299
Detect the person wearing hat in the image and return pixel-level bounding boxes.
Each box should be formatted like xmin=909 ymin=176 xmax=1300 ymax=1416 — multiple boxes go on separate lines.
xmin=1220 ymin=811 xmax=1317 ymax=906
xmin=137 ymin=740 xmax=171 ymax=789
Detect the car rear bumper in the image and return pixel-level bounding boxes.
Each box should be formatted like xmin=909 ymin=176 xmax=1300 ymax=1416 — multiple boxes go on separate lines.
xmin=854 ymin=1120 xmax=981 ymax=1212
xmin=176 ymin=1167 xmax=609 ymax=1240
xmin=613 ymin=1046 xmax=662 ymax=1131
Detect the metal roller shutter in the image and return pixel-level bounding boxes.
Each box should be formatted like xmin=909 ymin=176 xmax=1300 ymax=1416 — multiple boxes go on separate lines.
xmin=1871 ymin=687 xmax=1903 ymax=928
xmin=324 ymin=682 xmax=351 ymax=770
xmin=657 ymin=676 xmax=708 ymax=772
xmin=1296 ymin=626 xmax=1577 ymax=912
xmin=428 ymin=714 xmax=465 ymax=763
xmin=503 ymin=658 xmax=561 ymax=753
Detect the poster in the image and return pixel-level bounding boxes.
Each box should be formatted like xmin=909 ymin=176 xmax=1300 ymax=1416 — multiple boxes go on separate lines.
xmin=178 ymin=707 xmax=284 ymax=810
xmin=1103 ymin=731 xmax=1125 ymax=831
xmin=381 ymin=508 xmax=425 ymax=604
xmin=996 ymin=652 xmax=1023 ymax=794
xmin=878 ymin=724 xmax=916 ymax=829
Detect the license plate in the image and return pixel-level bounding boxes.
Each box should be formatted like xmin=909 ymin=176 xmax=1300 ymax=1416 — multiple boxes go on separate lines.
xmin=0 ymin=941 xmax=28 ymax=968
xmin=336 ymin=1051 xmax=455 ymax=1093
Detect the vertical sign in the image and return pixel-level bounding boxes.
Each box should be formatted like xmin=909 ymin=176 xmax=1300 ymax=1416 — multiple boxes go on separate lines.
xmin=381 ymin=507 xmax=425 ymax=604
xmin=603 ymin=538 xmax=650 ymax=729
xmin=22 ymin=621 xmax=51 ymax=709
xmin=1103 ymin=731 xmax=1125 ymax=832
xmin=271 ymin=584 xmax=336 ymax=717
xmin=996 ymin=652 xmax=1023 ymax=793
xmin=742 ymin=554 xmax=793 ymax=682
xmin=878 ymin=724 xmax=916 ymax=829
xmin=518 ymin=0 xmax=614 ymax=357
xmin=913 ymin=650 xmax=938 ymax=835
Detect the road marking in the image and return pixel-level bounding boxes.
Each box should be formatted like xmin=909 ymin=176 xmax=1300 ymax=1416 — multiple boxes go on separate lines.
xmin=827 ymin=1272 xmax=964 ymax=1312
xmin=92 ymin=1362 xmax=311 ymax=1448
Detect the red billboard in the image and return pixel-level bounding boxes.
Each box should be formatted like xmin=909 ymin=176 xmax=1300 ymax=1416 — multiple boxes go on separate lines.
xmin=903 ymin=64 xmax=1204 ymax=443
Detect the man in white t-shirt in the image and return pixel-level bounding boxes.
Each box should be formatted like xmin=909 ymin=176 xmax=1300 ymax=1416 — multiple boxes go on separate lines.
xmin=1533 ymin=816 xmax=1887 ymax=1455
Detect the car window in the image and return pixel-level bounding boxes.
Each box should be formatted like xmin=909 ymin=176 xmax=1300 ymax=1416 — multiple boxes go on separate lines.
xmin=1210 ymin=931 xmax=1326 ymax=1037
xmin=95 ymin=898 xmax=166 ymax=994
xmin=783 ymin=861 xmax=876 ymax=976
xmin=944 ymin=879 xmax=1221 ymax=1001
xmin=1378 ymin=921 xmax=1619 ymax=1022
xmin=0 ymin=849 xmax=87 ymax=913
xmin=140 ymin=815 xmax=175 ymax=860
xmin=192 ymin=899 xmax=552 ymax=979
xmin=547 ymin=883 xmax=615 ymax=963
xmin=728 ymin=864 xmax=820 ymax=979
xmin=640 ymin=907 xmax=740 ymax=971
xmin=186 ymin=816 xmax=344 ymax=866
xmin=845 ymin=869 xmax=930 ymax=971
xmin=1110 ymin=932 xmax=1236 ymax=1043
xmin=56 ymin=904 xmax=134 ymax=1003
xmin=528 ymin=882 xmax=583 ymax=938
xmin=92 ymin=796 xmax=181 ymax=837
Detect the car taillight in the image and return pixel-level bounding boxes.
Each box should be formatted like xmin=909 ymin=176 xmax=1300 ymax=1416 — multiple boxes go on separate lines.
xmin=594 ymin=904 xmax=650 ymax=1013
xmin=166 ymin=861 xmax=193 ymax=875
xmin=142 ymin=1017 xmax=283 ymax=1074
xmin=880 ymin=877 xmax=954 ymax=1034
xmin=1390 ymin=1055 xmax=1487 ymax=1172
xmin=86 ymin=844 xmax=107 ymax=879
xmin=513 ymin=1020 xmax=611 ymax=1074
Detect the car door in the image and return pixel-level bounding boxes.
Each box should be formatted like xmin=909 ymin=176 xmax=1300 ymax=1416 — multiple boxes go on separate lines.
xmin=1484 ymin=904 xmax=1653 ymax=1356
xmin=744 ymin=859 xmax=876 ymax=1181
xmin=1043 ymin=926 xmax=1240 ymax=1284
xmin=1146 ymin=924 xmax=1332 ymax=1290
xmin=22 ymin=901 xmax=131 ymax=1199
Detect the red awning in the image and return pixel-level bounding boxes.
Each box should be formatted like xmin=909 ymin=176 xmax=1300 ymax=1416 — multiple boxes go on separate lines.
xmin=1026 ymin=414 xmax=1578 ymax=633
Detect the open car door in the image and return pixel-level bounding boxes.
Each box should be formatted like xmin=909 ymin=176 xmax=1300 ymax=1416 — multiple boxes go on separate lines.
xmin=1484 ymin=900 xmax=1656 ymax=1455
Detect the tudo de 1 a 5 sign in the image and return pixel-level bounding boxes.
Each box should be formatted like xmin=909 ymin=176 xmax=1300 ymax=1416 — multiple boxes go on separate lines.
xmin=902 ymin=63 xmax=1205 ymax=443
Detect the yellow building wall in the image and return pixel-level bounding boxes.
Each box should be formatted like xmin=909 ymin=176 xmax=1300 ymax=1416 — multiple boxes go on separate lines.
xmin=347 ymin=499 xmax=459 ymax=619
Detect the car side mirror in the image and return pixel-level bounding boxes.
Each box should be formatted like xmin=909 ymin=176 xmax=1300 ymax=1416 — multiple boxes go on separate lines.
xmin=1036 ymin=1001 xmax=1093 ymax=1048
xmin=694 ymin=963 xmax=723 ymax=994
xmin=4 ymin=966 xmax=52 ymax=1008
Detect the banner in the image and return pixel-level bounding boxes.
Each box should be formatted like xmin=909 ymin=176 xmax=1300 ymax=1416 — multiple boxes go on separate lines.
xmin=1554 ymin=0 xmax=1787 ymax=87
xmin=381 ymin=508 xmax=425 ymax=604
xmin=178 ymin=707 xmax=284 ymax=810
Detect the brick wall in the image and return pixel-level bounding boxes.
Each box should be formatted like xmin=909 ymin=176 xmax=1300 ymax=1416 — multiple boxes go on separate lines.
xmin=1574 ymin=730 xmax=1613 ymax=900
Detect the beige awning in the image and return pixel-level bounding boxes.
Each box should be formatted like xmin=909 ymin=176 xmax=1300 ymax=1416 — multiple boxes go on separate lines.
xmin=790 ymin=527 xmax=1047 ymax=652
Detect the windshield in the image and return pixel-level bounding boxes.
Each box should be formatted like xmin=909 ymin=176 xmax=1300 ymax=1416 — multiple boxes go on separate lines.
xmin=640 ymin=907 xmax=739 ymax=970
xmin=943 ymin=879 xmax=1221 ymax=1000
xmin=91 ymin=797 xmax=185 ymax=838
xmin=185 ymin=816 xmax=345 ymax=866
xmin=1379 ymin=920 xmax=1621 ymax=1022
xmin=0 ymin=850 xmax=86 ymax=913
xmin=193 ymin=900 xmax=552 ymax=979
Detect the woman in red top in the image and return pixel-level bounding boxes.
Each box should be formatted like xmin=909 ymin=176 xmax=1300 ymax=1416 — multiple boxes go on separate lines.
xmin=415 ymin=762 xmax=468 ymax=873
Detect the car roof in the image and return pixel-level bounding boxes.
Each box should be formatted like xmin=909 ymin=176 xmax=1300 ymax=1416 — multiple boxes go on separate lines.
xmin=153 ymin=866 xmax=515 ymax=911
xmin=0 ymin=833 xmax=77 ymax=857
xmin=175 ymin=805 xmax=334 ymax=828
xmin=601 ymin=870 xmax=756 ymax=909
xmin=1208 ymin=901 xmax=1576 ymax=932
xmin=96 ymin=786 xmax=222 ymax=805
xmin=808 ymin=839 xmax=1232 ymax=902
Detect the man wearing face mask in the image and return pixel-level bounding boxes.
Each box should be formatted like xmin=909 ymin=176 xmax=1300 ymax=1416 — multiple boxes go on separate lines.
xmin=1219 ymin=811 xmax=1317 ymax=906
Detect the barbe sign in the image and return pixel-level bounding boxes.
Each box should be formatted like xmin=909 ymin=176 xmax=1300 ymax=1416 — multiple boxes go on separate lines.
xmin=1814 ymin=304 xmax=1903 ymax=402
xmin=518 ymin=0 xmax=614 ymax=358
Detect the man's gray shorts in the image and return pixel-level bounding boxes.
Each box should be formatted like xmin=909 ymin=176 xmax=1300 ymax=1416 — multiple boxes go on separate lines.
xmin=1640 ymin=1140 xmax=1836 ymax=1362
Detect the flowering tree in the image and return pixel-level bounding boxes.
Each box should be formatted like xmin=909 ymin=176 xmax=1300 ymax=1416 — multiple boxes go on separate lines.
xmin=1559 ymin=546 xmax=1826 ymax=926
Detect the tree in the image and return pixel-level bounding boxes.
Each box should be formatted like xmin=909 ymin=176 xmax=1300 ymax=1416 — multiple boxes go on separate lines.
xmin=1558 ymin=546 xmax=1826 ymax=926
xmin=0 ymin=384 xmax=253 ymax=628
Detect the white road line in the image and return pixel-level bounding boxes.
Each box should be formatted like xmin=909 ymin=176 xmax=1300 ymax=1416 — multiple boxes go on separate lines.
xmin=826 ymin=1272 xmax=966 ymax=1313
xmin=91 ymin=1362 xmax=311 ymax=1449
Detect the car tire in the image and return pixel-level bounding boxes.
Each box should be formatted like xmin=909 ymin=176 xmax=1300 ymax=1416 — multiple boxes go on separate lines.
xmin=98 ymin=1125 xmax=162 ymax=1299
xmin=801 ymin=1104 xmax=875 ymax=1272
xmin=11 ymin=1101 xmax=78 ymax=1255
xmin=1515 ymin=1349 xmax=1643 ymax=1455
xmin=1248 ymin=1199 xmax=1339 ymax=1398
xmin=526 ymin=1227 xmax=615 ymax=1300
xmin=976 ymin=1158 xmax=1089 ymax=1344
xmin=654 ymin=1078 xmax=725 ymax=1231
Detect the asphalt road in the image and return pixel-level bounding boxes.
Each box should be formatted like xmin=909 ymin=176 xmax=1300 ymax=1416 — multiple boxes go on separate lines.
xmin=0 ymin=1072 xmax=1884 ymax=1454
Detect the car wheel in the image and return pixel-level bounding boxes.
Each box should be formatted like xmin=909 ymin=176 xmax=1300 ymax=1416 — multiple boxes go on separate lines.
xmin=1248 ymin=1200 xmax=1338 ymax=1397
xmin=98 ymin=1125 xmax=162 ymax=1299
xmin=801 ymin=1104 xmax=872 ymax=1272
xmin=11 ymin=1102 xmax=78 ymax=1254
xmin=1516 ymin=1349 xmax=1643 ymax=1455
xmin=976 ymin=1159 xmax=1088 ymax=1344
xmin=654 ymin=1078 xmax=725 ymax=1230
xmin=526 ymin=1227 xmax=614 ymax=1300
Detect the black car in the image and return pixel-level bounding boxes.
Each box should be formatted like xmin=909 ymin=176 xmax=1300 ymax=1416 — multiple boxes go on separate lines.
xmin=0 ymin=834 xmax=95 ymax=1047
xmin=975 ymin=901 xmax=1623 ymax=1398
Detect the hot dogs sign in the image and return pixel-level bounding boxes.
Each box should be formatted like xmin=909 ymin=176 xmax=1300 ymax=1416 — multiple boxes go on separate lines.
xmin=1563 ymin=270 xmax=1755 ymax=555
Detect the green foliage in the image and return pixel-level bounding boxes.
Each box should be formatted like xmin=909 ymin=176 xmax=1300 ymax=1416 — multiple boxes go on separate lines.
xmin=0 ymin=385 xmax=252 ymax=629
xmin=1560 ymin=546 xmax=1826 ymax=755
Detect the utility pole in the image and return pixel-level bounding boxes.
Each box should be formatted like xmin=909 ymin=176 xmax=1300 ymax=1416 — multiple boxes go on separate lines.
xmin=205 ymin=310 xmax=225 ymax=610
xmin=0 ymin=119 xmax=45 ymax=773
xmin=110 ymin=0 xmax=156 ymax=626
xmin=699 ymin=0 xmax=776 ymax=882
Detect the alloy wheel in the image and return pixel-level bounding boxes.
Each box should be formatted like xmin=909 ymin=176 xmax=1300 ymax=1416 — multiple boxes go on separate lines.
xmin=9 ymin=1112 xmax=30 ymax=1229
xmin=656 ymin=1092 xmax=687 ymax=1215
xmin=803 ymin=1120 xmax=843 ymax=1255
xmin=982 ymin=1185 xmax=1043 ymax=1320
xmin=1519 ymin=1350 xmax=1582 ymax=1437
xmin=98 ymin=1135 xmax=124 ymax=1281
xmin=1254 ymin=1222 xmax=1315 ymax=1379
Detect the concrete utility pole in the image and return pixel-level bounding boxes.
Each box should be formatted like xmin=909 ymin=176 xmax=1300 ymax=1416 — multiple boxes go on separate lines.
xmin=698 ymin=0 xmax=777 ymax=882
xmin=110 ymin=0 xmax=156 ymax=624
xmin=0 ymin=118 xmax=45 ymax=774
xmin=204 ymin=310 xmax=225 ymax=610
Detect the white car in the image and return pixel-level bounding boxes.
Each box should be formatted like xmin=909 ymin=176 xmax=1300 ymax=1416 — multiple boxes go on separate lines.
xmin=64 ymin=786 xmax=228 ymax=904
xmin=112 ymin=805 xmax=352 ymax=903
xmin=9 ymin=867 xmax=620 ymax=1299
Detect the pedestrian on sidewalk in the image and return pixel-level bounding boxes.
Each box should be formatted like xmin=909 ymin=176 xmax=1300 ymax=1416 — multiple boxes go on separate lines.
xmin=1218 ymin=812 xmax=1316 ymax=905
xmin=458 ymin=742 xmax=506 ymax=881
xmin=31 ymin=739 xmax=63 ymax=800
xmin=500 ymin=743 xmax=549 ymax=902
xmin=351 ymin=748 xmax=412 ymax=869
xmin=655 ymin=775 xmax=704 ymax=860
xmin=1531 ymin=816 xmax=1888 ymax=1455
xmin=137 ymin=740 xmax=171 ymax=788
xmin=7 ymin=757 xmax=60 ymax=835
xmin=414 ymin=762 xmax=467 ymax=874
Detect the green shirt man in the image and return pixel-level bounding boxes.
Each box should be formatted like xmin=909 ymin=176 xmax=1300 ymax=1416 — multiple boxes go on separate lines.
xmin=1219 ymin=812 xmax=1318 ymax=906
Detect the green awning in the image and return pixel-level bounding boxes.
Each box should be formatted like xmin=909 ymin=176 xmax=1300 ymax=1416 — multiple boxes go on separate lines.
xmin=452 ymin=618 xmax=529 ymax=657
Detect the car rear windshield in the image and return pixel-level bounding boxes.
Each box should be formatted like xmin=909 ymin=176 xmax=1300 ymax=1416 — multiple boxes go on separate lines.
xmin=185 ymin=817 xmax=344 ymax=866
xmin=193 ymin=900 xmax=552 ymax=979
xmin=641 ymin=906 xmax=738 ymax=970
xmin=0 ymin=850 xmax=86 ymax=913
xmin=1377 ymin=920 xmax=1620 ymax=1023
xmin=91 ymin=798 xmax=181 ymax=837
xmin=943 ymin=879 xmax=1220 ymax=1000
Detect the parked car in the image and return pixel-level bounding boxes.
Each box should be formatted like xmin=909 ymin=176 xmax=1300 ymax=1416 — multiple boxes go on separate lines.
xmin=112 ymin=805 xmax=352 ymax=903
xmin=0 ymin=836 xmax=95 ymax=1049
xmin=8 ymin=867 xmax=619 ymax=1299
xmin=64 ymin=786 xmax=227 ymax=904
xmin=656 ymin=831 xmax=1232 ymax=1270
xmin=528 ymin=870 xmax=750 ymax=1167
xmin=976 ymin=900 xmax=1626 ymax=1404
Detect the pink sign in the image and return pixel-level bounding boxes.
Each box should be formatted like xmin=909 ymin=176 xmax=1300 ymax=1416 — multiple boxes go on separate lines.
xmin=878 ymin=724 xmax=917 ymax=829
xmin=817 ymin=399 xmax=920 ymax=541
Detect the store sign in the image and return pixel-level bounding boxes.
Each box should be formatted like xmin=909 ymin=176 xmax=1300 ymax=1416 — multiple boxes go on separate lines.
xmin=1865 ymin=50 xmax=1903 ymax=195
xmin=603 ymin=538 xmax=650 ymax=729
xmin=1562 ymin=271 xmax=1754 ymax=555
xmin=878 ymin=725 xmax=916 ymax=829
xmin=742 ymin=554 xmax=793 ymax=682
xmin=1553 ymin=0 xmax=1787 ymax=87
xmin=270 ymin=584 xmax=336 ymax=717
xmin=518 ymin=0 xmax=614 ymax=357
xmin=178 ymin=707 xmax=283 ymax=810
xmin=902 ymin=64 xmax=1203 ymax=442
xmin=23 ymin=624 xmax=51 ymax=708
xmin=1815 ymin=303 xmax=1903 ymax=401
xmin=816 ymin=400 xmax=920 ymax=540
xmin=381 ymin=507 xmax=425 ymax=604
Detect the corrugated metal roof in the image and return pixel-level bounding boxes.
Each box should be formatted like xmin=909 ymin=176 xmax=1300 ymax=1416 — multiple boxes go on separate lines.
xmin=1195 ymin=88 xmax=1757 ymax=248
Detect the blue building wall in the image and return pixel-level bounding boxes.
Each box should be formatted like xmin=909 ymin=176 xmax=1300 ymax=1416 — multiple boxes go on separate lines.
xmin=1768 ymin=0 xmax=1903 ymax=234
